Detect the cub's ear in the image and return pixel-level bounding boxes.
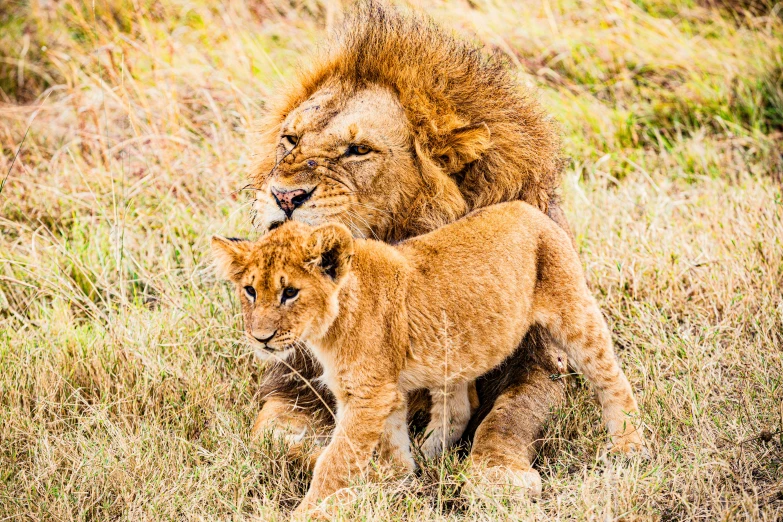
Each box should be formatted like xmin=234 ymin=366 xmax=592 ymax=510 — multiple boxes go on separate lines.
xmin=211 ymin=236 xmax=251 ymax=281
xmin=304 ymin=224 xmax=354 ymax=281
xmin=434 ymin=122 xmax=491 ymax=175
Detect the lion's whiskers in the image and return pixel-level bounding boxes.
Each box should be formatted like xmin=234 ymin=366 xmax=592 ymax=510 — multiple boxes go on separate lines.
xmin=344 ymin=209 xmax=380 ymax=240
xmin=349 ymin=200 xmax=394 ymax=218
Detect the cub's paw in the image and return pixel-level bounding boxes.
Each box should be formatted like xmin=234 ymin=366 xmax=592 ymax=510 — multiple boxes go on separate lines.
xmin=608 ymin=428 xmax=650 ymax=459
xmin=291 ymin=489 xmax=355 ymax=521
xmin=289 ymin=444 xmax=325 ymax=472
xmin=468 ymin=465 xmax=543 ymax=500
xmin=291 ymin=492 xmax=327 ymax=521
xmin=291 ymin=501 xmax=323 ymax=521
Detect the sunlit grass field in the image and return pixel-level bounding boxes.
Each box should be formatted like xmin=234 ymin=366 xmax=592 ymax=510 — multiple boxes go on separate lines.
xmin=1 ymin=0 xmax=782 ymax=519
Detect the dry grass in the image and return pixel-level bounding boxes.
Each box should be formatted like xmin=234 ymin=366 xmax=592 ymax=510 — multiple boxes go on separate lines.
xmin=1 ymin=0 xmax=782 ymax=520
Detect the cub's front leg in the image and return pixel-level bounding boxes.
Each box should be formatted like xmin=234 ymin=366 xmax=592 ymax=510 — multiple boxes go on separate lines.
xmin=376 ymin=401 xmax=416 ymax=473
xmin=296 ymin=382 xmax=403 ymax=515
xmin=420 ymin=382 xmax=472 ymax=458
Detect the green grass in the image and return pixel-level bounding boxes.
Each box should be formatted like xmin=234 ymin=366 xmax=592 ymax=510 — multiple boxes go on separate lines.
xmin=1 ymin=0 xmax=782 ymax=519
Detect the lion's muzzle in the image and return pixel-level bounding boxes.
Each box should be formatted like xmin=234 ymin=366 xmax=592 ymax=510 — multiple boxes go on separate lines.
xmin=271 ymin=186 xmax=315 ymax=218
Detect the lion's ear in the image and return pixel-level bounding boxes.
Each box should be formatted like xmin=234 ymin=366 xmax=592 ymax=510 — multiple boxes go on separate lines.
xmin=211 ymin=236 xmax=251 ymax=281
xmin=304 ymin=224 xmax=354 ymax=281
xmin=434 ymin=122 xmax=491 ymax=175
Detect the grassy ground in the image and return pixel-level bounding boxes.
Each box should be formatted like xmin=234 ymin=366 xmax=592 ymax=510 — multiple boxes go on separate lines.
xmin=1 ymin=0 xmax=782 ymax=520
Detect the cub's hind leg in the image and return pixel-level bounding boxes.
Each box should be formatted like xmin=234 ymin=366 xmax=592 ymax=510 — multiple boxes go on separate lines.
xmin=420 ymin=382 xmax=472 ymax=459
xmin=538 ymin=291 xmax=643 ymax=453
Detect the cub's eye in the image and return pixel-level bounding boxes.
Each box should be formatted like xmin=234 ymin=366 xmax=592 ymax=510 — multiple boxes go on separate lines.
xmin=281 ymin=287 xmax=299 ymax=303
xmin=244 ymin=286 xmax=256 ymax=301
xmin=346 ymin=144 xmax=371 ymax=156
xmin=282 ymin=135 xmax=298 ymax=147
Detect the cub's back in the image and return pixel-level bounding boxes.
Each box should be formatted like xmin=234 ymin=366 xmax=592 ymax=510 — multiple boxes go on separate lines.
xmin=397 ymin=201 xmax=553 ymax=275
xmin=397 ymin=201 xmax=564 ymax=314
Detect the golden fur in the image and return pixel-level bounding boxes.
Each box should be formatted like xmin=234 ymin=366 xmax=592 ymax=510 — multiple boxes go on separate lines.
xmin=213 ymin=202 xmax=644 ymax=514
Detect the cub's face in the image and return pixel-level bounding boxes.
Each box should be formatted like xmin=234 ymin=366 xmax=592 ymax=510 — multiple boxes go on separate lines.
xmin=252 ymin=85 xmax=416 ymax=240
xmin=211 ymin=222 xmax=354 ymax=358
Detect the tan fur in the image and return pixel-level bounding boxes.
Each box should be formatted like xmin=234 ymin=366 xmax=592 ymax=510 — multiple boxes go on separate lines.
xmin=212 ymin=202 xmax=644 ymax=514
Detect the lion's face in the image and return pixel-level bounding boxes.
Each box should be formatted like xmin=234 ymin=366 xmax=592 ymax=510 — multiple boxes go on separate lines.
xmin=253 ymin=85 xmax=418 ymax=239
xmin=250 ymin=1 xmax=564 ymax=243
xmin=211 ymin=223 xmax=353 ymax=357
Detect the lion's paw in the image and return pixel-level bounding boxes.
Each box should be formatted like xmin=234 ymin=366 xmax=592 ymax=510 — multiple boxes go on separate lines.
xmin=468 ymin=465 xmax=542 ymax=500
xmin=252 ymin=418 xmax=309 ymax=444
xmin=419 ymin=435 xmax=446 ymax=460
xmin=251 ymin=404 xmax=316 ymax=445
xmin=607 ymin=441 xmax=651 ymax=461
xmin=289 ymin=444 xmax=324 ymax=472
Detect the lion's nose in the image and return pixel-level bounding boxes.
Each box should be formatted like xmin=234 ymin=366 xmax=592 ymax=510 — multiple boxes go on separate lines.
xmin=270 ymin=186 xmax=314 ymax=218
xmin=253 ymin=330 xmax=277 ymax=344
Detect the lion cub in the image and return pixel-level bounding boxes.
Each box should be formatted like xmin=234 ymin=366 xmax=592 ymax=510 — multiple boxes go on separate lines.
xmin=212 ymin=201 xmax=643 ymax=511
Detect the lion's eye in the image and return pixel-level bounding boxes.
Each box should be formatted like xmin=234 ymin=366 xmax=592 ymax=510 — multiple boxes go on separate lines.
xmin=244 ymin=286 xmax=256 ymax=301
xmin=346 ymin=144 xmax=371 ymax=156
xmin=281 ymin=287 xmax=299 ymax=303
xmin=282 ymin=135 xmax=298 ymax=147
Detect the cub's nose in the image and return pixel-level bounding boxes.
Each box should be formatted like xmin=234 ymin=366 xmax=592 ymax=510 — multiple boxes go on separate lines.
xmin=253 ymin=330 xmax=277 ymax=345
xmin=270 ymin=186 xmax=313 ymax=218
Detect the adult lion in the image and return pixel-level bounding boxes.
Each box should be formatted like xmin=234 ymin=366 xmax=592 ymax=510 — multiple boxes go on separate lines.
xmin=248 ymin=0 xmax=570 ymax=494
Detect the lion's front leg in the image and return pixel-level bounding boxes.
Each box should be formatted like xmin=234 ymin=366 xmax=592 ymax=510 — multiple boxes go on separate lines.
xmin=251 ymin=397 xmax=313 ymax=443
xmin=251 ymin=346 xmax=336 ymax=456
xmin=468 ymin=328 xmax=565 ymax=498
xmin=296 ymin=383 xmax=403 ymax=515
